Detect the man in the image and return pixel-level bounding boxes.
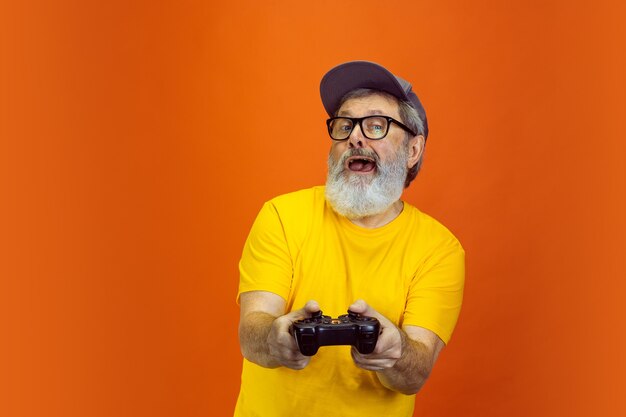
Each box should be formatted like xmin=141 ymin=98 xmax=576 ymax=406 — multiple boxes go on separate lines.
xmin=235 ymin=61 xmax=465 ymax=417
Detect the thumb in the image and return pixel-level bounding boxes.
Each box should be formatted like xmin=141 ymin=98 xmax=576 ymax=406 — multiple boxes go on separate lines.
xmin=303 ymin=300 xmax=321 ymax=315
xmin=349 ymin=299 xmax=380 ymax=320
xmin=285 ymin=300 xmax=320 ymax=321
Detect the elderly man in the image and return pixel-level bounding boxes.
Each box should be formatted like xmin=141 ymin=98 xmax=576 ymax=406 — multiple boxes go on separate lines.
xmin=235 ymin=61 xmax=464 ymax=417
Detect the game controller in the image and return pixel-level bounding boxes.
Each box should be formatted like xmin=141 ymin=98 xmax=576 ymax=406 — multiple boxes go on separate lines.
xmin=292 ymin=310 xmax=380 ymax=356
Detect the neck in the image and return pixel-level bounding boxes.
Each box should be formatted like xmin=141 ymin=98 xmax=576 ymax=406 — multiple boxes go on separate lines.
xmin=348 ymin=200 xmax=404 ymax=229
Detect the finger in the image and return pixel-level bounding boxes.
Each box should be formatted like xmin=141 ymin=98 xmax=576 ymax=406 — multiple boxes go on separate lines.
xmin=276 ymin=345 xmax=311 ymax=367
xmin=354 ymin=362 xmax=388 ymax=372
xmin=349 ymin=299 xmax=385 ymax=322
xmin=282 ymin=357 xmax=311 ymax=370
xmin=272 ymin=315 xmax=295 ymax=334
xmin=269 ymin=336 xmax=308 ymax=361
xmin=348 ymin=299 xmax=369 ymax=315
xmin=303 ymin=300 xmax=320 ymax=314
xmin=351 ymin=347 xmax=396 ymax=364
xmin=285 ymin=300 xmax=320 ymax=321
xmin=351 ymin=344 xmax=398 ymax=360
xmin=351 ymin=350 xmax=396 ymax=370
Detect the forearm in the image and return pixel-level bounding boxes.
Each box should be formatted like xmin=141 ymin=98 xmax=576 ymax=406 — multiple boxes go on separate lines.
xmin=376 ymin=330 xmax=435 ymax=395
xmin=238 ymin=311 xmax=281 ymax=368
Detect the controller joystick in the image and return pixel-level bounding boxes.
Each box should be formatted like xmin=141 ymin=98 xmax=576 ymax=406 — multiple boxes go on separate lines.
xmin=292 ymin=310 xmax=380 ymax=356
xmin=347 ymin=310 xmax=360 ymax=319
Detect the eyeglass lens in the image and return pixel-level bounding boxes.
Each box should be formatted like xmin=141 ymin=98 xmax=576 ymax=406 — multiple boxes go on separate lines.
xmin=329 ymin=117 xmax=389 ymax=140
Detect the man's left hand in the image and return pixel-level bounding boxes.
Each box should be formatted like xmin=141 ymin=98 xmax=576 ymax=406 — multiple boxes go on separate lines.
xmin=348 ymin=299 xmax=403 ymax=372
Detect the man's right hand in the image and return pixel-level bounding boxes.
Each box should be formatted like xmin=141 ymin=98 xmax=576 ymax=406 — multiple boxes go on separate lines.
xmin=267 ymin=300 xmax=320 ymax=370
xmin=238 ymin=291 xmax=319 ymax=370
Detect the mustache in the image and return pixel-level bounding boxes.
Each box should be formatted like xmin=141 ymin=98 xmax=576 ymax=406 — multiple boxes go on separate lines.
xmin=338 ymin=148 xmax=380 ymax=166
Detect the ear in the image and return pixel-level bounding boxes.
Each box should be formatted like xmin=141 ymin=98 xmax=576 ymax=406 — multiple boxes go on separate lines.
xmin=407 ymin=135 xmax=425 ymax=169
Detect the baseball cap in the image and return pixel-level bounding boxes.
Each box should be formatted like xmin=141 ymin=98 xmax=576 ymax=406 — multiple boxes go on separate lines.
xmin=320 ymin=60 xmax=428 ymax=138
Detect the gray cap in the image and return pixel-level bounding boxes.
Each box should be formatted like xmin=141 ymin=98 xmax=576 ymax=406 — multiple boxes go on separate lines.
xmin=320 ymin=60 xmax=428 ymax=138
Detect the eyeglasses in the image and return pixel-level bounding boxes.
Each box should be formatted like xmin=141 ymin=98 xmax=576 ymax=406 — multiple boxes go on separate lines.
xmin=326 ymin=115 xmax=416 ymax=141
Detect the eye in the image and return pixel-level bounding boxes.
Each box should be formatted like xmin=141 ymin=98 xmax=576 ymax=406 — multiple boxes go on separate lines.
xmin=333 ymin=119 xmax=352 ymax=131
xmin=363 ymin=117 xmax=387 ymax=136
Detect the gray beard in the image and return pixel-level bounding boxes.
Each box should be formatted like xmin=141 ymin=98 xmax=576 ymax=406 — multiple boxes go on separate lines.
xmin=324 ymin=146 xmax=409 ymax=219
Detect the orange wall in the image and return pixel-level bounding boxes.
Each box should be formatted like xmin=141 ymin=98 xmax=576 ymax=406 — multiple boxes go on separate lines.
xmin=1 ymin=1 xmax=625 ymax=416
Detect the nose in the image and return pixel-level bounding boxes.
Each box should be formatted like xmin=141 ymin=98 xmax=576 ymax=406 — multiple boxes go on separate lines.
xmin=347 ymin=123 xmax=365 ymax=148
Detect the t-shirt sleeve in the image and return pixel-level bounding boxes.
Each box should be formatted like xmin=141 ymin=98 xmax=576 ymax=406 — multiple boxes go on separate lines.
xmin=237 ymin=202 xmax=293 ymax=303
xmin=403 ymin=238 xmax=465 ymax=345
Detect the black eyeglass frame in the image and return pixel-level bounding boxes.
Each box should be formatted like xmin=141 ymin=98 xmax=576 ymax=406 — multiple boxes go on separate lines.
xmin=325 ymin=115 xmax=417 ymax=141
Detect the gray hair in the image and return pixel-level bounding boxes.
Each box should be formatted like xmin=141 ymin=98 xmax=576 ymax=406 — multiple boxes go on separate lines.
xmin=336 ymin=88 xmax=425 ymax=187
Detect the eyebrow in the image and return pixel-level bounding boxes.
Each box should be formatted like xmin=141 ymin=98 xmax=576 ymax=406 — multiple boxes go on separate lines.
xmin=337 ymin=109 xmax=388 ymax=117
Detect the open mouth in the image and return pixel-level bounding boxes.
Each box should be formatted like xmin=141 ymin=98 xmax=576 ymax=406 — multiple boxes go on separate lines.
xmin=346 ymin=156 xmax=377 ymax=173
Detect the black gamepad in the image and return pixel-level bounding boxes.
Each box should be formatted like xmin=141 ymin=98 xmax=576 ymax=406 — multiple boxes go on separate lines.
xmin=292 ymin=310 xmax=380 ymax=356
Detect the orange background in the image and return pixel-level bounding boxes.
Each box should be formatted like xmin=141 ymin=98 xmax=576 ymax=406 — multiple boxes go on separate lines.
xmin=1 ymin=1 xmax=625 ymax=416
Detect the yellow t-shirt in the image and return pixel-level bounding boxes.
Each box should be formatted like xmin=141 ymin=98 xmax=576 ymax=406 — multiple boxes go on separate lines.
xmin=236 ymin=186 xmax=464 ymax=417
